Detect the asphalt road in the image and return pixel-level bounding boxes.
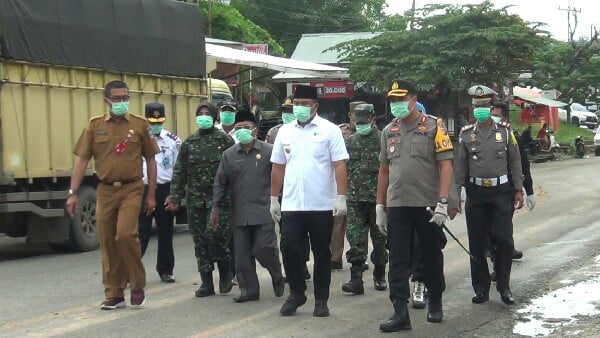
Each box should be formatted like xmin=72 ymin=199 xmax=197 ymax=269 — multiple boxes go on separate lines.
xmin=1 ymin=157 xmax=600 ymax=337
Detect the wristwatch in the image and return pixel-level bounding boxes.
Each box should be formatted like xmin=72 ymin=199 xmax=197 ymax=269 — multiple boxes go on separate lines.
xmin=67 ymin=189 xmax=77 ymax=197
xmin=439 ymin=197 xmax=449 ymax=204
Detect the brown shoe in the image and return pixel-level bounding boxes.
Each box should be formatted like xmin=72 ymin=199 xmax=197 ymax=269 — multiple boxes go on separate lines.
xmin=100 ymin=297 xmax=126 ymax=310
xmin=131 ymin=289 xmax=145 ymax=309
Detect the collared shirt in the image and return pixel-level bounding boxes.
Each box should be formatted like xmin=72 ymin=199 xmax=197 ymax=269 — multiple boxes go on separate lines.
xmin=265 ymin=124 xmax=282 ymax=144
xmin=73 ymin=113 xmax=159 ymax=182
xmin=215 ymin=123 xmax=239 ymax=143
xmin=271 ymin=114 xmax=349 ymax=211
xmin=143 ymin=129 xmax=181 ymax=184
xmin=379 ymin=114 xmax=454 ymax=207
xmin=455 ymin=122 xmax=523 ymax=190
xmin=213 ymin=140 xmax=273 ymax=226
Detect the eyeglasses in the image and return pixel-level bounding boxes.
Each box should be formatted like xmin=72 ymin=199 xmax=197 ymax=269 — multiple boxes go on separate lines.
xmin=233 ymin=125 xmax=255 ymax=131
xmin=109 ymin=95 xmax=130 ymax=102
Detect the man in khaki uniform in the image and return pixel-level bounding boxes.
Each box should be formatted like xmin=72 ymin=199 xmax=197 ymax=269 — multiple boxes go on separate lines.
xmin=331 ymin=100 xmax=367 ymax=270
xmin=66 ymin=80 xmax=160 ymax=310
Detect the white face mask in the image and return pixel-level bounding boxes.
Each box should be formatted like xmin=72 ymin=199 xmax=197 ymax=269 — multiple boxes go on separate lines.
xmin=491 ymin=116 xmax=502 ymax=124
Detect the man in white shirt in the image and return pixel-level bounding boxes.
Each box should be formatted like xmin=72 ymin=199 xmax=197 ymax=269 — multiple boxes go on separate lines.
xmin=139 ymin=103 xmax=181 ymax=283
xmin=270 ymin=85 xmax=349 ymax=317
xmin=215 ymin=101 xmax=239 ymax=143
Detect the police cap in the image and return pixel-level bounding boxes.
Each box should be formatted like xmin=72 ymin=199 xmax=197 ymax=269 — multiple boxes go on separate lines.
xmin=468 ymin=85 xmax=497 ymax=106
xmin=387 ymin=80 xmax=417 ymax=98
xmin=145 ymin=102 xmax=166 ymax=123
xmin=220 ymin=100 xmax=237 ymax=112
xmin=281 ymin=95 xmax=294 ymax=108
xmin=353 ymin=104 xmax=374 ymax=124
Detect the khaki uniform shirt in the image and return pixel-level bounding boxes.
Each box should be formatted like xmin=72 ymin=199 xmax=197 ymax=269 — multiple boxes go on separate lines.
xmin=455 ymin=122 xmax=523 ymax=190
xmin=73 ymin=113 xmax=159 ymax=182
xmin=379 ymin=114 xmax=454 ymax=207
xmin=338 ymin=123 xmax=355 ymax=140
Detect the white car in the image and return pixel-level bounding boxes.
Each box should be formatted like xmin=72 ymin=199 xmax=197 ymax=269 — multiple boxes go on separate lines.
xmin=594 ymin=127 xmax=600 ymax=156
xmin=558 ymin=103 xmax=598 ymax=129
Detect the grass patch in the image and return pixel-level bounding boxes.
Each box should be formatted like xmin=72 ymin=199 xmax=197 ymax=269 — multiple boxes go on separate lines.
xmin=508 ymin=107 xmax=595 ymax=145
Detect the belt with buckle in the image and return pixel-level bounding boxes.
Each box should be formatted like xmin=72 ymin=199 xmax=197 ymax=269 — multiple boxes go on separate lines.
xmin=101 ymin=179 xmax=138 ymax=187
xmin=469 ymin=175 xmax=508 ymax=187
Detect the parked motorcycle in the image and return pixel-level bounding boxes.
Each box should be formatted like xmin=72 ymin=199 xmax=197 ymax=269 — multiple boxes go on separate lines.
xmin=574 ymin=136 xmax=586 ymax=158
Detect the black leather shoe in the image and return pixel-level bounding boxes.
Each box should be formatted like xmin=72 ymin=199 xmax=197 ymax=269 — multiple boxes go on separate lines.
xmin=499 ymin=288 xmax=515 ymax=305
xmin=233 ymin=294 xmax=259 ymax=303
xmin=159 ymin=274 xmax=176 ymax=283
xmin=426 ymin=299 xmax=443 ymax=323
xmin=331 ymin=261 xmax=343 ymax=270
xmin=313 ymin=300 xmax=330 ymax=317
xmin=280 ymin=293 xmax=307 ymax=316
xmin=471 ymin=292 xmax=489 ymax=304
xmin=273 ymin=278 xmax=285 ymax=297
xmin=512 ymin=249 xmax=523 ymax=260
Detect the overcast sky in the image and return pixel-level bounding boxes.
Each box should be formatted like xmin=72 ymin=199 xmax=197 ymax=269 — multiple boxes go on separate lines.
xmin=385 ymin=0 xmax=599 ymax=41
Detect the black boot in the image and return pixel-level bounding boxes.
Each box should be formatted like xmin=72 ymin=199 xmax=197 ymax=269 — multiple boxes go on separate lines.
xmin=373 ymin=265 xmax=387 ymax=291
xmin=427 ymin=297 xmax=443 ymax=323
xmin=195 ymin=272 xmax=215 ymax=297
xmin=341 ymin=265 xmax=364 ymax=294
xmin=217 ymin=261 xmax=233 ymax=294
xmin=379 ymin=299 xmax=411 ymax=332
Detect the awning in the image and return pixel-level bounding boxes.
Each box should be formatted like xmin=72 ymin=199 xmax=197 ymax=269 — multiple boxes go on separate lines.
xmin=514 ymin=94 xmax=567 ymax=108
xmin=271 ymin=71 xmax=349 ymax=82
xmin=205 ymin=43 xmax=349 ymax=78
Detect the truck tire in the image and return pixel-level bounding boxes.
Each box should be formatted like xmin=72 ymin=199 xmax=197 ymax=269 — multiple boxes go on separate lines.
xmin=595 ymin=146 xmax=600 ymax=156
xmin=68 ymin=185 xmax=99 ymax=251
xmin=571 ymin=116 xmax=580 ymax=126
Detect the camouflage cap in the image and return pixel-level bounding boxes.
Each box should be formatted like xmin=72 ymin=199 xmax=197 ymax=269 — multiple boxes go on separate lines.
xmin=353 ymin=103 xmax=374 ymax=123
xmin=467 ymin=85 xmax=497 ymax=106
xmin=349 ymin=101 xmax=367 ymax=113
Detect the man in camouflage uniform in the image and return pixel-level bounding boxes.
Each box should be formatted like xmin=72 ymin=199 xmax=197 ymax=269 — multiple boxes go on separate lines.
xmin=166 ymin=101 xmax=234 ymax=297
xmin=341 ymin=104 xmax=388 ymax=295
xmin=331 ymin=100 xmax=367 ymax=270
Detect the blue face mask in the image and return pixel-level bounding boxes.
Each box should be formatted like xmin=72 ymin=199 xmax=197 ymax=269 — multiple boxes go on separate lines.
xmin=281 ymin=113 xmax=296 ymax=124
xmin=355 ymin=124 xmax=372 ymax=135
xmin=235 ymin=128 xmax=255 ymax=144
xmin=390 ymin=101 xmax=410 ymax=119
xmin=111 ymin=101 xmax=129 ymax=116
xmin=473 ymin=107 xmax=491 ymax=123
xmin=293 ymin=105 xmax=312 ymax=122
xmin=196 ymin=115 xmax=214 ymax=129
xmin=150 ymin=123 xmax=163 ymax=135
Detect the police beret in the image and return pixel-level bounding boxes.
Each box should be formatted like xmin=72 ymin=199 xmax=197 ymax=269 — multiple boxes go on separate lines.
xmin=468 ymin=85 xmax=497 ymax=106
xmin=294 ymin=85 xmax=318 ymax=100
xmin=387 ymin=80 xmax=417 ymax=98
xmin=145 ymin=102 xmax=166 ymax=123
xmin=353 ymin=104 xmax=374 ymax=123
xmin=234 ymin=109 xmax=256 ymax=124
xmin=349 ymin=101 xmax=367 ymax=114
xmin=281 ymin=95 xmax=294 ymax=108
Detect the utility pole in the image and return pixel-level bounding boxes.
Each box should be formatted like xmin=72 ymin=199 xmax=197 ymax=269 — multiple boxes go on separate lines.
xmin=558 ymin=2 xmax=581 ymax=42
xmin=208 ymin=0 xmax=212 ymax=38
xmin=410 ymin=0 xmax=416 ymax=30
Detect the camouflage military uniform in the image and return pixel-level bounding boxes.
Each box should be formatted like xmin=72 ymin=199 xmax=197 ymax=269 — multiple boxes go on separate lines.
xmin=346 ymin=128 xmax=388 ymax=268
xmin=170 ymin=128 xmax=234 ymax=273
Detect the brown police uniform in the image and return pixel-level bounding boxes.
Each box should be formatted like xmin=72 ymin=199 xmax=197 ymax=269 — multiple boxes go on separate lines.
xmin=73 ymin=113 xmax=159 ymax=298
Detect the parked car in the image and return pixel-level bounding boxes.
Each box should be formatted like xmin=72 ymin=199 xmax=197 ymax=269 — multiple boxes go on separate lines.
xmin=558 ymin=103 xmax=598 ymax=129
xmin=594 ymin=127 xmax=600 ymax=156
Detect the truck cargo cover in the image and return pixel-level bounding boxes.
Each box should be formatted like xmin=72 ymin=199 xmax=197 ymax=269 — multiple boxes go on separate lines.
xmin=0 ymin=0 xmax=205 ymax=77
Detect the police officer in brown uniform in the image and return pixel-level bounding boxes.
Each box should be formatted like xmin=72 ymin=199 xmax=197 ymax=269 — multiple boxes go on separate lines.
xmin=376 ymin=80 xmax=457 ymax=332
xmin=455 ymin=85 xmax=524 ymax=306
xmin=66 ymin=80 xmax=160 ymax=310
xmin=331 ymin=100 xmax=367 ymax=270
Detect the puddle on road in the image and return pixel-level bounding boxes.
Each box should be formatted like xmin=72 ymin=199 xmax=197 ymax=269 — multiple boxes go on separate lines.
xmin=513 ymin=255 xmax=600 ymax=337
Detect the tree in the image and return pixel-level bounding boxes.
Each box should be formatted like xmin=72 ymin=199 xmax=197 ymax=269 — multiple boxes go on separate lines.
xmin=231 ymin=0 xmax=387 ymax=55
xmin=336 ymin=1 xmax=547 ymax=90
xmin=179 ymin=0 xmax=284 ymax=55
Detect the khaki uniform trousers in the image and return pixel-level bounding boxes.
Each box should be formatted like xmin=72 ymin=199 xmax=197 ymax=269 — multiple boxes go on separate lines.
xmin=96 ymin=180 xmax=146 ymax=298
xmin=330 ymin=215 xmax=347 ymax=263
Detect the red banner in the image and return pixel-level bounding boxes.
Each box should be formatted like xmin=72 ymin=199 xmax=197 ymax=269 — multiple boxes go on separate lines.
xmin=242 ymin=44 xmax=269 ymax=55
xmin=292 ymin=81 xmax=354 ymax=99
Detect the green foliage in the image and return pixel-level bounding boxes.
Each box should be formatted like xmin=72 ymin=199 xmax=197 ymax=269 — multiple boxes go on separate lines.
xmin=337 ymin=1 xmax=547 ymax=90
xmin=231 ymin=0 xmax=387 ymax=54
xmin=179 ymin=0 xmax=284 ymax=55
xmin=533 ymin=36 xmax=600 ymax=103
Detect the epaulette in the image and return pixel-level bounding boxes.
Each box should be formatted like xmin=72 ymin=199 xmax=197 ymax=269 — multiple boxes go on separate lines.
xmin=460 ymin=124 xmax=475 ymax=132
xmin=425 ymin=114 xmax=438 ymax=120
xmin=89 ymin=115 xmax=104 ymax=122
xmin=166 ymin=131 xmax=179 ymax=141
xmin=338 ymin=123 xmax=350 ymax=129
xmin=497 ymin=121 xmax=510 ymax=128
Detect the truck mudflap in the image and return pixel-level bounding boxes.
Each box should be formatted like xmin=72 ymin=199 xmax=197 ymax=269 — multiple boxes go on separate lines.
xmin=0 ymin=202 xmax=64 ymax=217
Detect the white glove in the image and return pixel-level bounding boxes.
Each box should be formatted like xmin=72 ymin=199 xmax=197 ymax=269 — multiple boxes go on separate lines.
xmin=270 ymin=196 xmax=281 ymax=223
xmin=526 ymin=194 xmax=536 ymax=210
xmin=429 ymin=202 xmax=448 ymax=226
xmin=333 ymin=195 xmax=347 ymax=216
xmin=375 ymin=204 xmax=387 ymax=235
xmin=460 ymin=187 xmax=467 ymax=202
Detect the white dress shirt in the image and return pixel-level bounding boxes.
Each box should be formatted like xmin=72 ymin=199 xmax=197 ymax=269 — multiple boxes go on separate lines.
xmin=271 ymin=114 xmax=349 ymax=211
xmin=143 ymin=128 xmax=181 ymax=184
xmin=215 ymin=123 xmax=238 ymax=143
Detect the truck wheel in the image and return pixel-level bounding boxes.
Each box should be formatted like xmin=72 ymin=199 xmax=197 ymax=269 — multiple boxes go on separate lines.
xmin=68 ymin=185 xmax=99 ymax=251
xmin=595 ymin=146 xmax=600 ymax=156
xmin=571 ymin=116 xmax=580 ymax=126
